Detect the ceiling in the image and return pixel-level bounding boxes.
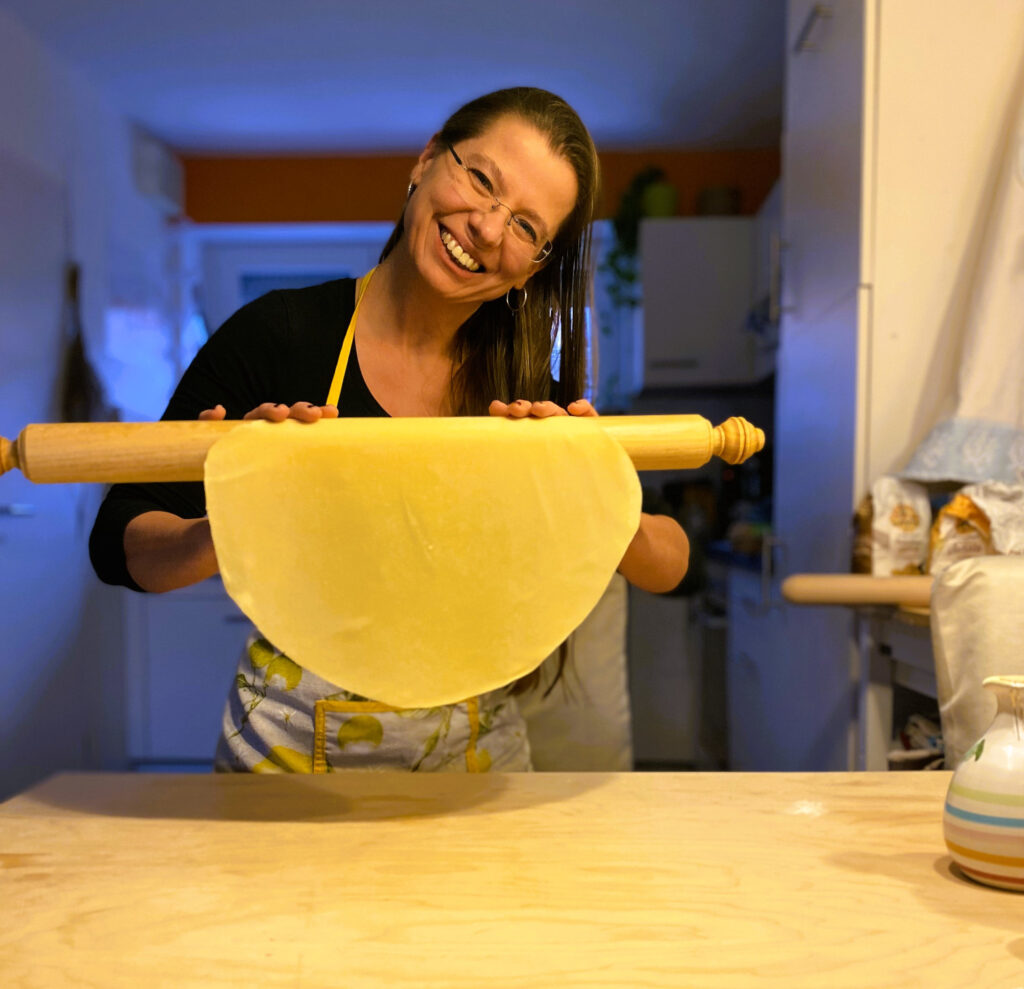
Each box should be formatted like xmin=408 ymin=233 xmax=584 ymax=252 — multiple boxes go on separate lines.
xmin=1 ymin=0 xmax=786 ymax=154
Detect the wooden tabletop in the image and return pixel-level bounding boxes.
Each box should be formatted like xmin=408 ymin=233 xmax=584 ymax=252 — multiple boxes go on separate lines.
xmin=1 ymin=771 xmax=1021 ymax=988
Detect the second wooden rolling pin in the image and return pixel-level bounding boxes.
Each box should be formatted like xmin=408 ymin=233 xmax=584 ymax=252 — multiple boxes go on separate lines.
xmin=782 ymin=573 xmax=933 ymax=609
xmin=0 ymin=414 xmax=765 ymax=484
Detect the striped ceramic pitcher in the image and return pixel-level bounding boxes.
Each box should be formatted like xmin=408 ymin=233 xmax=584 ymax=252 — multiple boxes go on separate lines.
xmin=943 ymin=676 xmax=1024 ymax=891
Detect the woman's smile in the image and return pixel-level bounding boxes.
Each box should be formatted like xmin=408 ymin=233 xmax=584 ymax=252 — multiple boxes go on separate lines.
xmin=438 ymin=225 xmax=484 ymax=273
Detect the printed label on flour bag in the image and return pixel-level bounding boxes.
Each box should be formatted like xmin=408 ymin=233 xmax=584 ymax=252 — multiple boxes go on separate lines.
xmin=870 ymin=476 xmax=931 ymax=576
xmin=927 ymin=491 xmax=994 ymax=575
xmin=928 ymin=481 xmax=1024 ymax=574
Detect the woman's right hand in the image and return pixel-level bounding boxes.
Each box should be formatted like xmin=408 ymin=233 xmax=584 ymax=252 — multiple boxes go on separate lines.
xmin=125 ymin=401 xmax=338 ymax=592
xmin=199 ymin=402 xmax=339 ymax=423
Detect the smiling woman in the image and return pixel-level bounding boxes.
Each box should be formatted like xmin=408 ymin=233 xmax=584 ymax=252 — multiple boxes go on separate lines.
xmin=384 ymin=116 xmax=578 ymax=323
xmin=374 ymin=87 xmax=601 ymax=417
xmin=88 ymin=87 xmax=690 ymax=775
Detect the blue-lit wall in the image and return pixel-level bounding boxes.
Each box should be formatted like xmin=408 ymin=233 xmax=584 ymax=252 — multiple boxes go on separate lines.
xmin=0 ymin=8 xmax=174 ymax=798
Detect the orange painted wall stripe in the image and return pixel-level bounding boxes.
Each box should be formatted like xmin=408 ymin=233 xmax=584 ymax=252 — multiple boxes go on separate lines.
xmin=599 ymin=148 xmax=779 ymax=219
xmin=183 ymin=155 xmax=415 ymax=223
xmin=182 ymin=148 xmax=780 ymax=223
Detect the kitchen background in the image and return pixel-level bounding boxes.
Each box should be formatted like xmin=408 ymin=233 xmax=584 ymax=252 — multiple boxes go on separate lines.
xmin=2 ymin=0 xmax=1022 ymax=798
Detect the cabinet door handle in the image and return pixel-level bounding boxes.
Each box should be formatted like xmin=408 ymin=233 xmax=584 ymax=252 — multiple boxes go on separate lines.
xmin=768 ymin=234 xmax=791 ymax=324
xmin=793 ymin=3 xmax=833 ymax=53
xmin=648 ymin=357 xmax=700 ymax=370
xmin=760 ymin=535 xmax=785 ymax=611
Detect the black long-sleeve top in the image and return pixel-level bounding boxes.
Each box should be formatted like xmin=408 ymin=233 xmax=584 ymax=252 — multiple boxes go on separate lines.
xmin=89 ymin=278 xmax=385 ymax=590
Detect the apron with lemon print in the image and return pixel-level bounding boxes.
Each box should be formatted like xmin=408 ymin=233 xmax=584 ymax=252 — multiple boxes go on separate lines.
xmin=213 ymin=270 xmax=533 ymax=773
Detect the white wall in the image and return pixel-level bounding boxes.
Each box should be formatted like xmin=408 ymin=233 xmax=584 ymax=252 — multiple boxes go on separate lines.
xmin=0 ymin=8 xmax=173 ymax=798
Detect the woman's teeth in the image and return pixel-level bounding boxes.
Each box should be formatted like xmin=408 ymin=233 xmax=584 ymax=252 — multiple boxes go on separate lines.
xmin=440 ymin=230 xmax=481 ymax=272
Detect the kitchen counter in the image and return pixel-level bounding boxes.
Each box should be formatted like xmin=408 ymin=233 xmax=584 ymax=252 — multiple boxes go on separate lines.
xmin=1 ymin=771 xmax=1019 ymax=987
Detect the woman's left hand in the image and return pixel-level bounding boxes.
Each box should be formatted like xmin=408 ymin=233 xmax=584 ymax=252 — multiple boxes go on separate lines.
xmin=489 ymin=396 xmax=689 ymax=593
xmin=488 ymin=398 xmax=598 ymax=418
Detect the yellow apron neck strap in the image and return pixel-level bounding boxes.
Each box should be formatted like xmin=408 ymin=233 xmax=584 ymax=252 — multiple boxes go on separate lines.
xmin=325 ymin=266 xmax=377 ymax=408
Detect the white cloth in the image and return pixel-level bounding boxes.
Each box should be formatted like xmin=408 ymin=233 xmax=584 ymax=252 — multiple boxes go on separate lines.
xmin=930 ymin=555 xmax=1024 ymax=766
xmin=904 ymin=72 xmax=1024 ymax=483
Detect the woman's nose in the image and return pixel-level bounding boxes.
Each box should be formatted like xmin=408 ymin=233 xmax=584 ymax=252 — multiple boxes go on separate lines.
xmin=467 ymin=205 xmax=506 ymax=247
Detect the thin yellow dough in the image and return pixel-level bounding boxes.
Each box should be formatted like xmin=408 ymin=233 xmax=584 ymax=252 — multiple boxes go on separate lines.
xmin=205 ymin=417 xmax=641 ymax=708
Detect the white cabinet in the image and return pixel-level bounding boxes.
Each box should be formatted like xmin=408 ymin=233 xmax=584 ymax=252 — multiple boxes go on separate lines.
xmin=639 ymin=183 xmax=784 ymax=390
xmin=124 ymin=579 xmax=252 ymax=765
xmin=640 ymin=217 xmax=756 ymax=386
xmin=729 ymin=0 xmax=1024 ymax=770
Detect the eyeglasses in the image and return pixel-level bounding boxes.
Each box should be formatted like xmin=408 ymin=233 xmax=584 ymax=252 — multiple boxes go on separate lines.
xmin=447 ymin=144 xmax=553 ymax=263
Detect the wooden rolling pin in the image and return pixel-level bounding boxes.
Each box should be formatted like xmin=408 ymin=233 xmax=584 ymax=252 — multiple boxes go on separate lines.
xmin=0 ymin=415 xmax=765 ymax=484
xmin=782 ymin=573 xmax=933 ymax=609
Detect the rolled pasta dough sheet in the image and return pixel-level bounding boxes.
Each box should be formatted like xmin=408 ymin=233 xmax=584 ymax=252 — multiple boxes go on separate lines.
xmin=205 ymin=416 xmax=641 ymax=707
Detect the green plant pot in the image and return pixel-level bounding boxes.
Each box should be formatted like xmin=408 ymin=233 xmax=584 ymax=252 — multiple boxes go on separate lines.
xmin=641 ymin=181 xmax=678 ymax=218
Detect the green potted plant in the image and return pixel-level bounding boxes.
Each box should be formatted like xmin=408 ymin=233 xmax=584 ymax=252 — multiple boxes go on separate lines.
xmin=600 ymin=166 xmax=676 ymax=309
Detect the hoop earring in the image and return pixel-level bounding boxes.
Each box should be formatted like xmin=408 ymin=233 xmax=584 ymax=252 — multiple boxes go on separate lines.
xmin=505 ymin=286 xmax=527 ymax=313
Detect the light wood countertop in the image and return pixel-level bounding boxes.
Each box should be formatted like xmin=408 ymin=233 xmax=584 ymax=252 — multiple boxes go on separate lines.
xmin=1 ymin=771 xmax=1021 ymax=987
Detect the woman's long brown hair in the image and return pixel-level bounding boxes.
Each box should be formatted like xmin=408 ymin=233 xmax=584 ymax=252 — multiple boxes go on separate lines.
xmin=379 ymin=88 xmax=601 ymax=697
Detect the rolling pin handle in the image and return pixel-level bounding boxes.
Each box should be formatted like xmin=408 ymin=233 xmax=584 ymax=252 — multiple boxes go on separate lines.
xmin=0 ymin=435 xmax=19 ymax=478
xmin=712 ymin=417 xmax=766 ymax=465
